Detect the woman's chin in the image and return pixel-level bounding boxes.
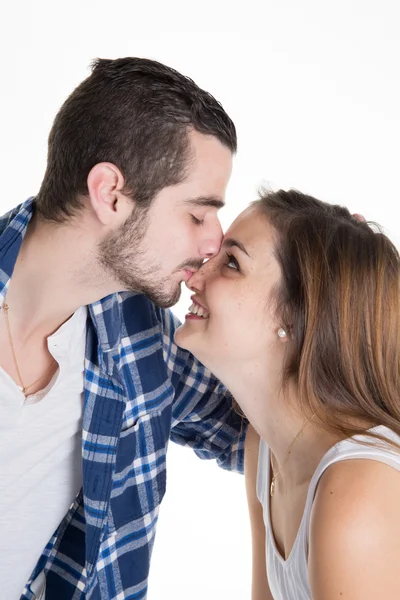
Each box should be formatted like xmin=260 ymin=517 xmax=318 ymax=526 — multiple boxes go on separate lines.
xmin=174 ymin=323 xmax=198 ymax=352
xmin=174 ymin=327 xmax=211 ymax=366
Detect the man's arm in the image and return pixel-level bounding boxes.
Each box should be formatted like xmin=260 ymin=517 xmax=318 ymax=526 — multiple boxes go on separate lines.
xmin=245 ymin=426 xmax=273 ymax=600
xmin=309 ymin=458 xmax=400 ymax=599
xmin=156 ymin=306 xmax=248 ymax=472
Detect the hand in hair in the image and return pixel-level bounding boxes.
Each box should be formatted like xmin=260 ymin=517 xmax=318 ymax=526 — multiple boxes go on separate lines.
xmin=352 ymin=213 xmax=366 ymax=222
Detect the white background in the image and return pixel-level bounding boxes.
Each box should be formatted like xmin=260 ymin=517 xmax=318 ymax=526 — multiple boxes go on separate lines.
xmin=1 ymin=1 xmax=399 ymax=598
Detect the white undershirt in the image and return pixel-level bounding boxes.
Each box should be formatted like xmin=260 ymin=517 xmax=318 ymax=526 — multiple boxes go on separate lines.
xmin=0 ymin=306 xmax=87 ymax=599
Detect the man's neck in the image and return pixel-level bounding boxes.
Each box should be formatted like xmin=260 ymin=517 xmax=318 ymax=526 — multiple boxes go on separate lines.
xmin=4 ymin=214 xmax=118 ymax=343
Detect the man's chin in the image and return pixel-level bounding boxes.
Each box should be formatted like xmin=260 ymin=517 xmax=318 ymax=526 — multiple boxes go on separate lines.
xmin=148 ymin=285 xmax=182 ymax=309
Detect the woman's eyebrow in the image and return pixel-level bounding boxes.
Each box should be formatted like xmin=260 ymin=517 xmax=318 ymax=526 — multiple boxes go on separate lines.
xmin=222 ymin=237 xmax=251 ymax=258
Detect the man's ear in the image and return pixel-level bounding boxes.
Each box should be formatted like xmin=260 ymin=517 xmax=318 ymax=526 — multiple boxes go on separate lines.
xmin=87 ymin=162 xmax=132 ymax=226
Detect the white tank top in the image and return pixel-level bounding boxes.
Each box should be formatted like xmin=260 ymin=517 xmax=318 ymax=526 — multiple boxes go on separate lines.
xmin=256 ymin=425 xmax=400 ymax=600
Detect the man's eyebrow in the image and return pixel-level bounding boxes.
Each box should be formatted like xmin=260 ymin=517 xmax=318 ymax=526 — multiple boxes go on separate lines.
xmin=222 ymin=237 xmax=251 ymax=258
xmin=183 ymin=196 xmax=225 ymax=210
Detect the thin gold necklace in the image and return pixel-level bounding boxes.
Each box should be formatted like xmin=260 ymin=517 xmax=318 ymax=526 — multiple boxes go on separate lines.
xmin=2 ymin=300 xmax=56 ymax=397
xmin=270 ymin=414 xmax=316 ymax=496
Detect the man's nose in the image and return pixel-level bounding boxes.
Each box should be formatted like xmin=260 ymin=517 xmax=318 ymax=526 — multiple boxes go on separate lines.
xmin=199 ymin=221 xmax=223 ymax=259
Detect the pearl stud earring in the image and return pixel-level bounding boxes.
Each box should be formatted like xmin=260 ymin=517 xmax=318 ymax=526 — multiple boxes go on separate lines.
xmin=278 ymin=328 xmax=287 ymax=339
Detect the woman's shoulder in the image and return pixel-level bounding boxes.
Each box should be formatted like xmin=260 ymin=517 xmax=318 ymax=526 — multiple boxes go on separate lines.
xmin=311 ymin=425 xmax=400 ymax=550
xmin=308 ymin=443 xmax=400 ymax=599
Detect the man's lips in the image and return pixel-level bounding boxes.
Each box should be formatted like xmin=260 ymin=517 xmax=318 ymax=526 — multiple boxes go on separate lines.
xmin=182 ymin=269 xmax=195 ymax=281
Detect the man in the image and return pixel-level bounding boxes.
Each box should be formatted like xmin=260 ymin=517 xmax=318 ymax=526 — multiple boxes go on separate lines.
xmin=0 ymin=57 xmax=246 ymax=599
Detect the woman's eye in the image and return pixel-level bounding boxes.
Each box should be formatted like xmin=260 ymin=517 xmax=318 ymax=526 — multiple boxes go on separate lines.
xmin=226 ymin=254 xmax=240 ymax=271
xmin=191 ymin=215 xmax=204 ymax=226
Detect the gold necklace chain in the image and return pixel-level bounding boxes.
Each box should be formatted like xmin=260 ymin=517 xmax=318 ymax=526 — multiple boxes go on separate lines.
xmin=2 ymin=301 xmax=56 ymax=397
xmin=270 ymin=413 xmax=316 ymax=496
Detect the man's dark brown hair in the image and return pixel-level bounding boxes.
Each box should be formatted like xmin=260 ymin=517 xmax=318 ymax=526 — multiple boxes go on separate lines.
xmin=36 ymin=57 xmax=237 ymax=222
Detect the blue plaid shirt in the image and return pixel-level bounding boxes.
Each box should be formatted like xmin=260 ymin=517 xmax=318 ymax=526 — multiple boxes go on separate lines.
xmin=0 ymin=199 xmax=247 ymax=600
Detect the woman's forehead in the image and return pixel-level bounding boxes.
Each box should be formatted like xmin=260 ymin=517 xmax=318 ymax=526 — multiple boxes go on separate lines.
xmin=225 ymin=206 xmax=274 ymax=248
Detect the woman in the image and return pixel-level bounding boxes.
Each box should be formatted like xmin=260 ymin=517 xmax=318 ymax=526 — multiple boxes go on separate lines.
xmin=175 ymin=189 xmax=400 ymax=600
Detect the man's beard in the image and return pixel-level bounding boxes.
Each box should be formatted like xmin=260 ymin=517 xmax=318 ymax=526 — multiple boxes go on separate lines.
xmin=98 ymin=209 xmax=201 ymax=308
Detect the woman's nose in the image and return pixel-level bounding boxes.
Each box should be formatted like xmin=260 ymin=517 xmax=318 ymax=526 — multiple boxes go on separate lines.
xmin=185 ymin=263 xmax=207 ymax=292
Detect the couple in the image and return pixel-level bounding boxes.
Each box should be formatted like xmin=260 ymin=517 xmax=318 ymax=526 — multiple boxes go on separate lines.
xmin=0 ymin=57 xmax=398 ymax=600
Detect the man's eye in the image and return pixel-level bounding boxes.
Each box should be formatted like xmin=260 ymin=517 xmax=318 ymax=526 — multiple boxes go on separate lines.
xmin=225 ymin=254 xmax=240 ymax=271
xmin=191 ymin=215 xmax=204 ymax=226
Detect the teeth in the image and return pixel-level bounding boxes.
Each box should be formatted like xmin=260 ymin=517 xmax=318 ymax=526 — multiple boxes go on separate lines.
xmin=188 ymin=302 xmax=209 ymax=319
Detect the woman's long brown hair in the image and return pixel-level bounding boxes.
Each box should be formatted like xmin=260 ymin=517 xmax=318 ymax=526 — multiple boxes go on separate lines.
xmin=255 ymin=189 xmax=400 ymax=445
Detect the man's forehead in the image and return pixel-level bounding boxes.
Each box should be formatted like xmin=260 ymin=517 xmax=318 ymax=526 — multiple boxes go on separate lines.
xmin=187 ymin=132 xmax=233 ymax=184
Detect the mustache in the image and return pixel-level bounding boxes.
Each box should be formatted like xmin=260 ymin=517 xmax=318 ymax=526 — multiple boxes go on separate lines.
xmin=175 ymin=259 xmax=205 ymax=272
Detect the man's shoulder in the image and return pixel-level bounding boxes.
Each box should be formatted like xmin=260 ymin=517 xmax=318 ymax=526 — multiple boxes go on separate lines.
xmin=87 ymin=294 xmax=182 ymax=362
xmin=118 ymin=292 xmax=180 ymax=339
xmin=119 ymin=292 xmax=178 ymax=325
xmin=0 ymin=207 xmax=16 ymax=235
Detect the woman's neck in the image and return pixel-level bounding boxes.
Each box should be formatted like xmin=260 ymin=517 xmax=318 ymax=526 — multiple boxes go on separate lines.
xmin=225 ymin=372 xmax=340 ymax=487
